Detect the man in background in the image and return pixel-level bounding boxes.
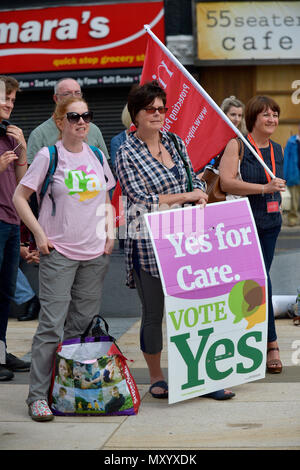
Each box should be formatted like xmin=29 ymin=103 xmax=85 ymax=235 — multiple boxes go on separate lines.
xmin=27 ymin=77 xmax=109 ymax=164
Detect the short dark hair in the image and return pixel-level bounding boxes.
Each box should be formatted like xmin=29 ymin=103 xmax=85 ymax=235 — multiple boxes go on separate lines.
xmin=245 ymin=95 xmax=280 ymax=132
xmin=127 ymin=80 xmax=166 ymax=126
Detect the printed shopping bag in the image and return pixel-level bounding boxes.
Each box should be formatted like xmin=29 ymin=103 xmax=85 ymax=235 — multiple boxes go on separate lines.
xmin=48 ymin=315 xmax=140 ymax=416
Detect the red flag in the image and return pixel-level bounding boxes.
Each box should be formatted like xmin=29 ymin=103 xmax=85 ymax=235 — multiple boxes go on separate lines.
xmin=140 ymin=31 xmax=237 ymax=171
xmin=112 ymin=27 xmax=240 ymax=226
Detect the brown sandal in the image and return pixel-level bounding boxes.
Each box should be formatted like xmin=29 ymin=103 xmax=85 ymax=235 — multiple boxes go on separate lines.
xmin=266 ymin=347 xmax=282 ymax=374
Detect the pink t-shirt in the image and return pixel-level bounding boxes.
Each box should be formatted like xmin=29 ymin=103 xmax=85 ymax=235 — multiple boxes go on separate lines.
xmin=20 ymin=140 xmax=115 ymax=260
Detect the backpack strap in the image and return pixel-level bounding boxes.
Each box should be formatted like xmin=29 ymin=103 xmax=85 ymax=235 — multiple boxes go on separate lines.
xmin=39 ymin=145 xmax=58 ymax=216
xmin=89 ymin=145 xmax=103 ymax=166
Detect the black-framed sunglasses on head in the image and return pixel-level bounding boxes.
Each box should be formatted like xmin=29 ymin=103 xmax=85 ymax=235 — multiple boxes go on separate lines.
xmin=143 ymin=106 xmax=168 ymax=114
xmin=66 ymin=111 xmax=93 ymax=123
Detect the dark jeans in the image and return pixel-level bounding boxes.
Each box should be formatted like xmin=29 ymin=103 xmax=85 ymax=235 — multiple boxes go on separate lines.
xmin=257 ymin=225 xmax=281 ymax=343
xmin=0 ymin=221 xmax=20 ymax=347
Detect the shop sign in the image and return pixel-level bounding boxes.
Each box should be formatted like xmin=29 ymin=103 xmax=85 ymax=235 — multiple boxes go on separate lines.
xmin=0 ymin=1 xmax=164 ymax=73
xmin=15 ymin=71 xmax=141 ymax=90
xmin=195 ymin=1 xmax=300 ymax=62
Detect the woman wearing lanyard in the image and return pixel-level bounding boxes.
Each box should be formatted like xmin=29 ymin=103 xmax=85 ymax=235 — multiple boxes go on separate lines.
xmin=219 ymin=95 xmax=286 ymax=374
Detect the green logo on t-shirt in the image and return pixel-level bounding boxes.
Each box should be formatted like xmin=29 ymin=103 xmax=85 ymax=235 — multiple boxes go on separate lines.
xmin=64 ymin=165 xmax=102 ymax=201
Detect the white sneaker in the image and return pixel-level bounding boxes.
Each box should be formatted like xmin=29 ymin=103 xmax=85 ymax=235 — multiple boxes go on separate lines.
xmin=28 ymin=399 xmax=54 ymax=422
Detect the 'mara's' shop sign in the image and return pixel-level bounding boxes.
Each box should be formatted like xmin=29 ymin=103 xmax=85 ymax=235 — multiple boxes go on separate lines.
xmin=0 ymin=1 xmax=165 ymax=73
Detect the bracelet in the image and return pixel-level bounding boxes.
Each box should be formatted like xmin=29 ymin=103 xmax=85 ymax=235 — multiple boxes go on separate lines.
xmin=15 ymin=160 xmax=27 ymax=166
xmin=262 ymin=185 xmax=265 ymax=196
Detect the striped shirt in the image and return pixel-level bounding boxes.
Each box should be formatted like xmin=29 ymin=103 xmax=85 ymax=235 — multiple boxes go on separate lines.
xmin=115 ymin=130 xmax=206 ymax=287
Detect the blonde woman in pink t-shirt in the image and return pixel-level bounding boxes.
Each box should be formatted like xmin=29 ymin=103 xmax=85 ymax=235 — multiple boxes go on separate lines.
xmin=13 ymin=97 xmax=115 ymax=421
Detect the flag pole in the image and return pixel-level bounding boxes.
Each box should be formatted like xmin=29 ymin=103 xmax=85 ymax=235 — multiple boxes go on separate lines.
xmin=144 ymin=25 xmax=275 ymax=179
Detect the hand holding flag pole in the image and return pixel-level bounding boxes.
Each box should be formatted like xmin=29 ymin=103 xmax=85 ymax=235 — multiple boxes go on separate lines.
xmin=143 ymin=25 xmax=275 ymax=179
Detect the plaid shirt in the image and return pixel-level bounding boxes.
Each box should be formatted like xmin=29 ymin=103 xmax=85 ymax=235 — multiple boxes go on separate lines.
xmin=115 ymin=131 xmax=206 ymax=288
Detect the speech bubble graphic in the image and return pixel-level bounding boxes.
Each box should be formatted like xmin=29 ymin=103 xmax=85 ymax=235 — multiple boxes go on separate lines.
xmin=244 ymin=284 xmax=263 ymax=313
xmin=228 ymin=280 xmax=266 ymax=328
xmin=245 ymin=303 xmax=266 ymax=329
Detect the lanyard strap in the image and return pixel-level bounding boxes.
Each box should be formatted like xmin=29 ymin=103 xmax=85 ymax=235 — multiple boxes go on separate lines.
xmin=247 ymin=134 xmax=275 ymax=183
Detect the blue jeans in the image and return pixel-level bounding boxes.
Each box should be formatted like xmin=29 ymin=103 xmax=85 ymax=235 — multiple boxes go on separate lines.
xmin=257 ymin=225 xmax=281 ymax=343
xmin=0 ymin=221 xmax=20 ymax=346
xmin=14 ymin=268 xmax=35 ymax=305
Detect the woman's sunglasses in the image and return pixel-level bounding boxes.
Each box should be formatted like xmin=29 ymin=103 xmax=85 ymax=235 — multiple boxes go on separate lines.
xmin=66 ymin=111 xmax=93 ymax=124
xmin=143 ymin=106 xmax=168 ymax=114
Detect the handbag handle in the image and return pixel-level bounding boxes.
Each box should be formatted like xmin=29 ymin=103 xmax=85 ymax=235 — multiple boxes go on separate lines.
xmin=80 ymin=314 xmax=111 ymax=342
xmin=212 ymin=137 xmax=244 ymax=170
xmin=168 ymin=132 xmax=194 ymax=192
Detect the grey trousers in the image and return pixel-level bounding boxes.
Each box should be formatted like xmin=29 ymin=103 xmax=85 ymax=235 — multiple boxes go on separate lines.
xmin=27 ymin=249 xmax=109 ymax=405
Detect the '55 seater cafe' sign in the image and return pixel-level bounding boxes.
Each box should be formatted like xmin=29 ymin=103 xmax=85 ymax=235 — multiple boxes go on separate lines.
xmin=0 ymin=1 xmax=164 ymax=74
xmin=195 ymin=1 xmax=300 ymax=62
xmin=144 ymin=199 xmax=268 ymax=404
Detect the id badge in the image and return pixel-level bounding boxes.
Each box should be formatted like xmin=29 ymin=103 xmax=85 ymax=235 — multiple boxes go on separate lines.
xmin=267 ymin=200 xmax=279 ymax=213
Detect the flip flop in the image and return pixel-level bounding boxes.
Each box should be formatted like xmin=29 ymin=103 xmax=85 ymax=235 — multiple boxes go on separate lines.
xmin=202 ymin=389 xmax=235 ymax=400
xmin=149 ymin=380 xmax=168 ymax=399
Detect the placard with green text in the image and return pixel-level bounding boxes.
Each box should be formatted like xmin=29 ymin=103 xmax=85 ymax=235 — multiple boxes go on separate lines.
xmin=144 ymin=199 xmax=268 ymax=404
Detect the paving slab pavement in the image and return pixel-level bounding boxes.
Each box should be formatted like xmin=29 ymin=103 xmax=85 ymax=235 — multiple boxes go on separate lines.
xmin=2 ymin=229 xmax=300 ymax=453
xmin=1 ymin=317 xmax=299 ymax=452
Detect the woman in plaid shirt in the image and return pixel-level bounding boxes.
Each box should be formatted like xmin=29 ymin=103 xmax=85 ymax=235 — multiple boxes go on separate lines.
xmin=115 ymin=81 xmax=234 ymax=401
